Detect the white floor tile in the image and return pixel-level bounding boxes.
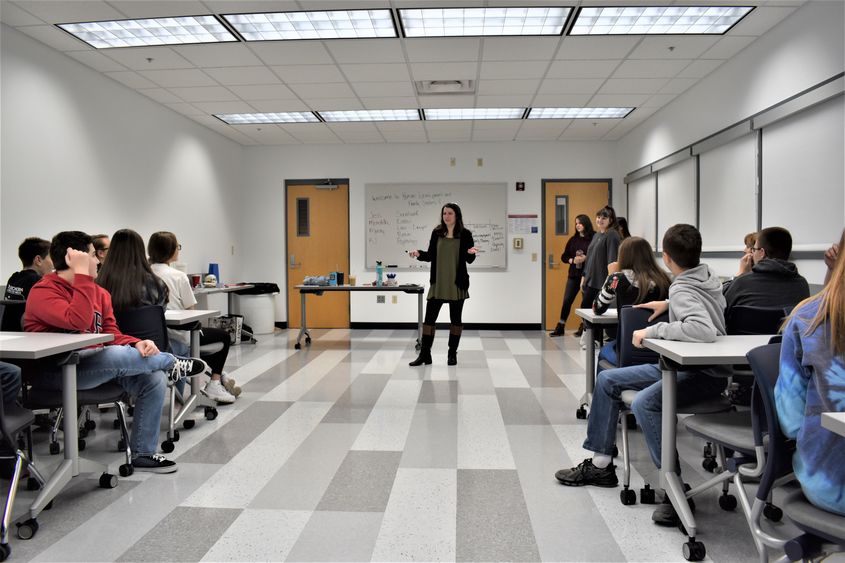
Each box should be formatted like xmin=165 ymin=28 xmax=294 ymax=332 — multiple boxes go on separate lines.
xmin=487 ymin=358 xmax=531 ymax=388
xmin=457 ymin=395 xmax=515 ymax=469
xmin=201 ymin=509 xmax=312 ymax=562
xmin=261 ymin=350 xmax=348 ymax=401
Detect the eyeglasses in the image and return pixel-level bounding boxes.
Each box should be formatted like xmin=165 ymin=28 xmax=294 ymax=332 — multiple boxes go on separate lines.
xmin=752 ymin=246 xmax=763 ymax=252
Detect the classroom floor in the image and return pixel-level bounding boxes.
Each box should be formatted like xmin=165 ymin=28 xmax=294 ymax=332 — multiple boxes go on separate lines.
xmin=6 ymin=328 xmax=796 ymax=562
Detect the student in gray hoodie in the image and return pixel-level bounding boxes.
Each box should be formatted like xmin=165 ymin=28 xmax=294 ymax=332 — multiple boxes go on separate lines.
xmin=555 ymin=224 xmax=728 ymax=527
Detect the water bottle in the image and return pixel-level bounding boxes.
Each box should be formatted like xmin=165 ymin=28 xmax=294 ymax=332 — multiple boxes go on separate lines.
xmin=376 ymin=261 xmax=384 ymax=287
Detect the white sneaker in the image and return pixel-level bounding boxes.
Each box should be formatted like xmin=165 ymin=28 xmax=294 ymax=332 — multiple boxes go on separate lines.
xmin=202 ymin=380 xmax=236 ymax=404
xmin=220 ymin=372 xmax=242 ymax=397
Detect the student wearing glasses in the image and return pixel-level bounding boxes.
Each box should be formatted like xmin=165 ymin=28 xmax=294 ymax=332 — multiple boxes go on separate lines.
xmin=92 ymin=234 xmax=110 ymax=270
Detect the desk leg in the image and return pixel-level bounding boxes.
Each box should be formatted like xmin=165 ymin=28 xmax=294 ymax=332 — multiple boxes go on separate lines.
xmin=416 ymin=293 xmax=423 ymax=350
xmin=576 ymin=324 xmax=595 ymax=418
xmin=660 ymin=364 xmax=698 ymax=540
xmin=295 ymin=292 xmax=310 ymax=349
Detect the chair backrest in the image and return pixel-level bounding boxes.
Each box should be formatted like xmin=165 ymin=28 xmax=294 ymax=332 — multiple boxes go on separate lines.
xmin=114 ymin=305 xmax=169 ymax=352
xmin=746 ymin=342 xmax=795 ymax=501
xmin=727 ymin=305 xmax=785 ymax=335
xmin=616 ymin=305 xmax=670 ymax=367
xmin=0 ymin=299 xmax=26 ymax=332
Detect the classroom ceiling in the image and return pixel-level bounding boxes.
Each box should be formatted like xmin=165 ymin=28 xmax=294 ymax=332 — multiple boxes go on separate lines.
xmin=1 ymin=0 xmax=805 ymax=145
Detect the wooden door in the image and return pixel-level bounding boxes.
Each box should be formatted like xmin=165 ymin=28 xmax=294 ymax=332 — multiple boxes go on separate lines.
xmin=544 ymin=181 xmax=610 ymax=331
xmin=287 ymin=183 xmax=349 ymax=329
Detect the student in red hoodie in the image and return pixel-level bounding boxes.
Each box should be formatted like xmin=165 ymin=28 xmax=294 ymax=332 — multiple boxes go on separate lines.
xmin=24 ymin=231 xmax=206 ymax=474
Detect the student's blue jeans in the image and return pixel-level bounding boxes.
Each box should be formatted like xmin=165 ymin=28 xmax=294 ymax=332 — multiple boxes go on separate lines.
xmin=0 ymin=361 xmax=22 ymax=405
xmin=35 ymin=345 xmax=174 ymax=458
xmin=596 ymin=341 xmax=617 ymax=374
xmin=583 ymin=362 xmax=725 ymax=469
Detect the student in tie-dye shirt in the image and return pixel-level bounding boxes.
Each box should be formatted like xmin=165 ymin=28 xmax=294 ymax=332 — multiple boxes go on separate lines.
xmin=775 ymin=229 xmax=845 ymax=516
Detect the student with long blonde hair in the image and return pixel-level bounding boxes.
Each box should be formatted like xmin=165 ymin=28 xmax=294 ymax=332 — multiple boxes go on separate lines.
xmin=775 ymin=228 xmax=845 ymax=515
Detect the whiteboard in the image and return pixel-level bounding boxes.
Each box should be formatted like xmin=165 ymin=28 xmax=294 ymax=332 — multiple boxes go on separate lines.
xmin=627 ymin=175 xmax=657 ymax=247
xmin=366 ymin=183 xmax=507 ymax=269
xmin=657 ymin=159 xmax=697 ymax=250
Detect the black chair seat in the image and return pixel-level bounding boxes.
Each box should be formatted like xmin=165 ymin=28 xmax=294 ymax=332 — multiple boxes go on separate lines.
xmin=1 ymin=402 xmax=35 ymax=440
xmin=782 ymin=485 xmax=845 ymax=545
xmin=684 ymin=411 xmax=754 ymax=454
xmin=27 ymin=381 xmax=126 ymax=410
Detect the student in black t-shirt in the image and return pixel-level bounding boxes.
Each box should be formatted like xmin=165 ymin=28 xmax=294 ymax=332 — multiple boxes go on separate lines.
xmin=3 ymin=237 xmax=53 ymax=301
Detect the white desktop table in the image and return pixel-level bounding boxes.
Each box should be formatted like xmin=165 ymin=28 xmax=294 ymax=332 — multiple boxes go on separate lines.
xmin=0 ymin=332 xmax=113 ymax=520
xmin=164 ymin=309 xmax=220 ymax=433
xmin=821 ymin=412 xmax=845 ymax=437
xmin=573 ymin=308 xmax=618 ymax=417
xmin=293 ymin=285 xmax=425 ymax=350
xmin=642 ymin=334 xmax=772 ymax=556
xmin=193 ymin=284 xmax=253 ymax=315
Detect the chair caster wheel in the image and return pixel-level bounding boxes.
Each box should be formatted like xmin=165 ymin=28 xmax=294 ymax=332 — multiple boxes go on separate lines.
xmin=575 ymin=406 xmax=587 ymax=419
xmin=0 ymin=542 xmax=10 ymax=561
xmin=84 ymin=419 xmax=96 ymax=431
xmin=305 ymin=336 xmax=311 ymax=344
xmin=172 ymin=430 xmax=180 ymax=442
xmin=161 ymin=440 xmax=175 ymax=453
xmin=764 ymin=503 xmax=783 ymax=522
xmin=16 ymin=518 xmax=38 ymax=540
xmin=620 ymin=488 xmax=636 ymax=505
xmin=702 ymin=457 xmax=718 ymax=472
xmin=49 ymin=442 xmax=60 ymax=455
xmin=719 ymin=493 xmax=737 ymax=511
xmin=78 ymin=439 xmax=86 ymax=452
xmin=99 ymin=473 xmax=118 ymax=489
xmin=78 ymin=427 xmax=88 ymax=439
xmin=683 ymin=540 xmax=706 ymax=561
xmin=205 ymin=407 xmax=218 ymax=421
xmin=119 ymin=464 xmax=134 ymax=477
xmin=183 ymin=419 xmax=195 ymax=429
xmin=640 ymin=484 xmax=656 ymax=504
xmin=294 ymin=343 xmax=301 ymax=350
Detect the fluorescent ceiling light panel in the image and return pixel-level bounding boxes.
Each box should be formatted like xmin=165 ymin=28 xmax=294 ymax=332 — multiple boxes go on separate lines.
xmin=528 ymin=107 xmax=633 ymax=119
xmin=57 ymin=16 xmax=236 ymax=48
xmin=424 ymin=108 xmax=525 ymax=120
xmin=570 ymin=6 xmax=754 ymax=35
xmin=215 ymin=112 xmax=319 ymax=124
xmin=320 ymin=110 xmax=420 ymax=122
xmin=399 ymin=7 xmax=571 ymax=37
xmin=223 ymin=10 xmax=396 ymax=40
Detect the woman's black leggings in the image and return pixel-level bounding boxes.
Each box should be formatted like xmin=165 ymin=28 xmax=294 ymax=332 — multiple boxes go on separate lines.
xmin=557 ymin=276 xmax=583 ymax=324
xmin=423 ymin=299 xmax=464 ymax=325
xmin=199 ymin=326 xmax=230 ymax=375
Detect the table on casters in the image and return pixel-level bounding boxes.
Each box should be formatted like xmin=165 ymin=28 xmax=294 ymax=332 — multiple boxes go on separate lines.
xmin=293 ymin=285 xmax=424 ymax=350
xmin=0 ymin=331 xmax=113 ymax=543
xmin=573 ymin=308 xmax=618 ymax=420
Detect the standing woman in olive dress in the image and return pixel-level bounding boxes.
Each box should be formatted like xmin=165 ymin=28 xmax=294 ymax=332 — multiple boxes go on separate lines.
xmin=408 ymin=203 xmax=479 ymax=366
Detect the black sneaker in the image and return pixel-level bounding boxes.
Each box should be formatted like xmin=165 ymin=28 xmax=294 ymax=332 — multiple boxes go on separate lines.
xmin=132 ymin=454 xmax=177 ymax=474
xmin=555 ymin=459 xmax=618 ymax=487
xmin=652 ymin=496 xmax=696 ymax=526
xmin=168 ymin=357 xmax=209 ymax=384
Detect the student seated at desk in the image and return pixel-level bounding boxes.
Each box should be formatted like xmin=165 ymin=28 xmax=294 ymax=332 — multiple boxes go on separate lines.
xmin=556 ymin=224 xmax=729 ymax=526
xmin=3 ymin=237 xmax=53 ymax=301
xmin=147 ymin=231 xmax=239 ymax=402
xmin=24 ymin=231 xmax=207 ymax=474
xmin=776 ymin=228 xmax=845 ymax=516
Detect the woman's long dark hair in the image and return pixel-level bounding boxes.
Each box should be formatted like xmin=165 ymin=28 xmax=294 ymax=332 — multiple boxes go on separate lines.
xmin=98 ymin=229 xmax=168 ymax=312
xmin=617 ymin=236 xmax=671 ymax=303
xmin=575 ymin=214 xmax=595 ymax=238
xmin=433 ymin=202 xmax=465 ymax=237
xmin=597 ymin=205 xmax=624 ymax=238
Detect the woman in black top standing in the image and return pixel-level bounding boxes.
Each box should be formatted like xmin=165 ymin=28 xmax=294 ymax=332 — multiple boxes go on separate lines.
xmin=550 ymin=214 xmax=594 ymax=337
xmin=580 ymin=206 xmax=623 ymax=342
xmin=408 ymin=203 xmax=478 ymax=366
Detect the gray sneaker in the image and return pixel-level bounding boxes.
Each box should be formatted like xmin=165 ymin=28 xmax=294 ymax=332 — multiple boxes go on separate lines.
xmin=132 ymin=454 xmax=177 ymax=474
xmin=555 ymin=459 xmax=618 ymax=487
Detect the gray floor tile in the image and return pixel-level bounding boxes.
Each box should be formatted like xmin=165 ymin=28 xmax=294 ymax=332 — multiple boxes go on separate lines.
xmin=117 ymin=506 xmax=241 ymax=562
xmin=480 ymin=338 xmax=510 ymax=351
xmin=241 ymin=350 xmax=322 ymax=393
xmin=418 ymin=380 xmax=458 ymax=403
xmin=321 ymin=373 xmax=391 ymax=423
xmin=316 ymin=451 xmax=402 ymax=512
xmin=298 ymin=359 xmax=358 ymax=402
xmin=456 ymin=469 xmax=540 ymax=562
xmin=514 ymin=355 xmax=564 ymax=388
xmin=400 ymin=404 xmax=458 ymax=468
xmin=286 ymin=511 xmax=384 ymax=562
xmin=177 ymin=401 xmax=293 ymax=464
xmin=532 ymin=386 xmax=581 ymax=424
xmin=455 ymin=367 xmax=496 ymax=395
xmin=496 ymin=388 xmax=552 ymax=425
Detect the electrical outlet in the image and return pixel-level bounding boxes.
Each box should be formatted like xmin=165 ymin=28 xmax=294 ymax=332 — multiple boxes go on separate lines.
xmin=391 ymin=295 xmax=398 ymax=304
xmin=377 ymin=295 xmax=385 ymax=304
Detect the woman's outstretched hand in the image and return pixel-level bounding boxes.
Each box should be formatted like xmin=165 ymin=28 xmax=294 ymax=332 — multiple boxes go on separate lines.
xmin=467 ymin=247 xmax=479 ymax=255
xmin=408 ymin=250 xmax=420 ymax=258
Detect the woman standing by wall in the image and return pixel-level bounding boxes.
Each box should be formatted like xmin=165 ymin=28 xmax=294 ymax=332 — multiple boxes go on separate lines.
xmin=550 ymin=214 xmax=594 ymax=337
xmin=408 ymin=203 xmax=478 ymax=366
xmin=580 ymin=206 xmax=623 ymax=342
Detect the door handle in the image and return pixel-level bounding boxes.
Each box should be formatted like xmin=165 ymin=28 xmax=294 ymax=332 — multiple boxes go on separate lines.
xmin=290 ymin=254 xmax=301 ymax=269
xmin=548 ymin=254 xmax=557 ymax=269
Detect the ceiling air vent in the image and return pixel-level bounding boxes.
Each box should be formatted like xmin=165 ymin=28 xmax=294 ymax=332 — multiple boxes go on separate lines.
xmin=415 ymin=80 xmax=476 ymax=95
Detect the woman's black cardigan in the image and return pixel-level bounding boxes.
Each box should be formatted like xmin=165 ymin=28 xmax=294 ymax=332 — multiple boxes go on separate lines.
xmin=416 ymin=229 xmax=476 ymax=291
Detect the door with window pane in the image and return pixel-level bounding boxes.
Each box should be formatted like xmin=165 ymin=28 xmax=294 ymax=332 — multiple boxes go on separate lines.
xmin=543 ymin=181 xmax=610 ymax=331
xmin=286 ymin=182 xmax=349 ymax=329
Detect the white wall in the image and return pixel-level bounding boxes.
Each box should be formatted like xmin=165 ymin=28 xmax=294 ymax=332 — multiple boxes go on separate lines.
xmin=0 ymin=25 xmax=245 ymax=283
xmin=240 ymin=142 xmax=619 ymax=324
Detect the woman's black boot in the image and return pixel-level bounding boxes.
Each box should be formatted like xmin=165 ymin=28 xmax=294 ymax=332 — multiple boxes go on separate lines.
xmin=410 ymin=326 xmax=434 ymax=366
xmin=447 ymin=325 xmax=462 ymax=366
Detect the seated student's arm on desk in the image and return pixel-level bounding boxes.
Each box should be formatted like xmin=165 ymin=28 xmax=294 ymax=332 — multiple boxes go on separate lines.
xmin=774 ymin=317 xmax=808 ymax=439
xmin=640 ymin=290 xmax=718 ymax=343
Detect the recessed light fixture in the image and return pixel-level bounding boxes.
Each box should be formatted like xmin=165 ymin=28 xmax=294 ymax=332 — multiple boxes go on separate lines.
xmin=222 ymin=10 xmax=397 ymax=40
xmin=528 ymin=107 xmax=634 ymax=119
xmin=319 ymin=110 xmax=421 ymax=122
xmin=399 ymin=7 xmax=571 ymax=37
xmin=569 ymin=6 xmax=754 ymax=35
xmin=424 ymin=108 xmax=526 ymax=120
xmin=57 ymin=15 xmax=237 ymax=48
xmin=215 ymin=112 xmax=320 ymax=124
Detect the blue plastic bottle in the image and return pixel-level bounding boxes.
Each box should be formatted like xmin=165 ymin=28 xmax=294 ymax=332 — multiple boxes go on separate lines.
xmin=376 ymin=261 xmax=384 ymax=287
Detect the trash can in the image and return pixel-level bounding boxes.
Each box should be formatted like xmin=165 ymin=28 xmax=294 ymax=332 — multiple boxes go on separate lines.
xmin=233 ymin=283 xmax=280 ymax=335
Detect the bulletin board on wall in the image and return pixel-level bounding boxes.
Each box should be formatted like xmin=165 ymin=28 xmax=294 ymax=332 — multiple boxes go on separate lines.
xmin=365 ymin=182 xmax=507 ymax=269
